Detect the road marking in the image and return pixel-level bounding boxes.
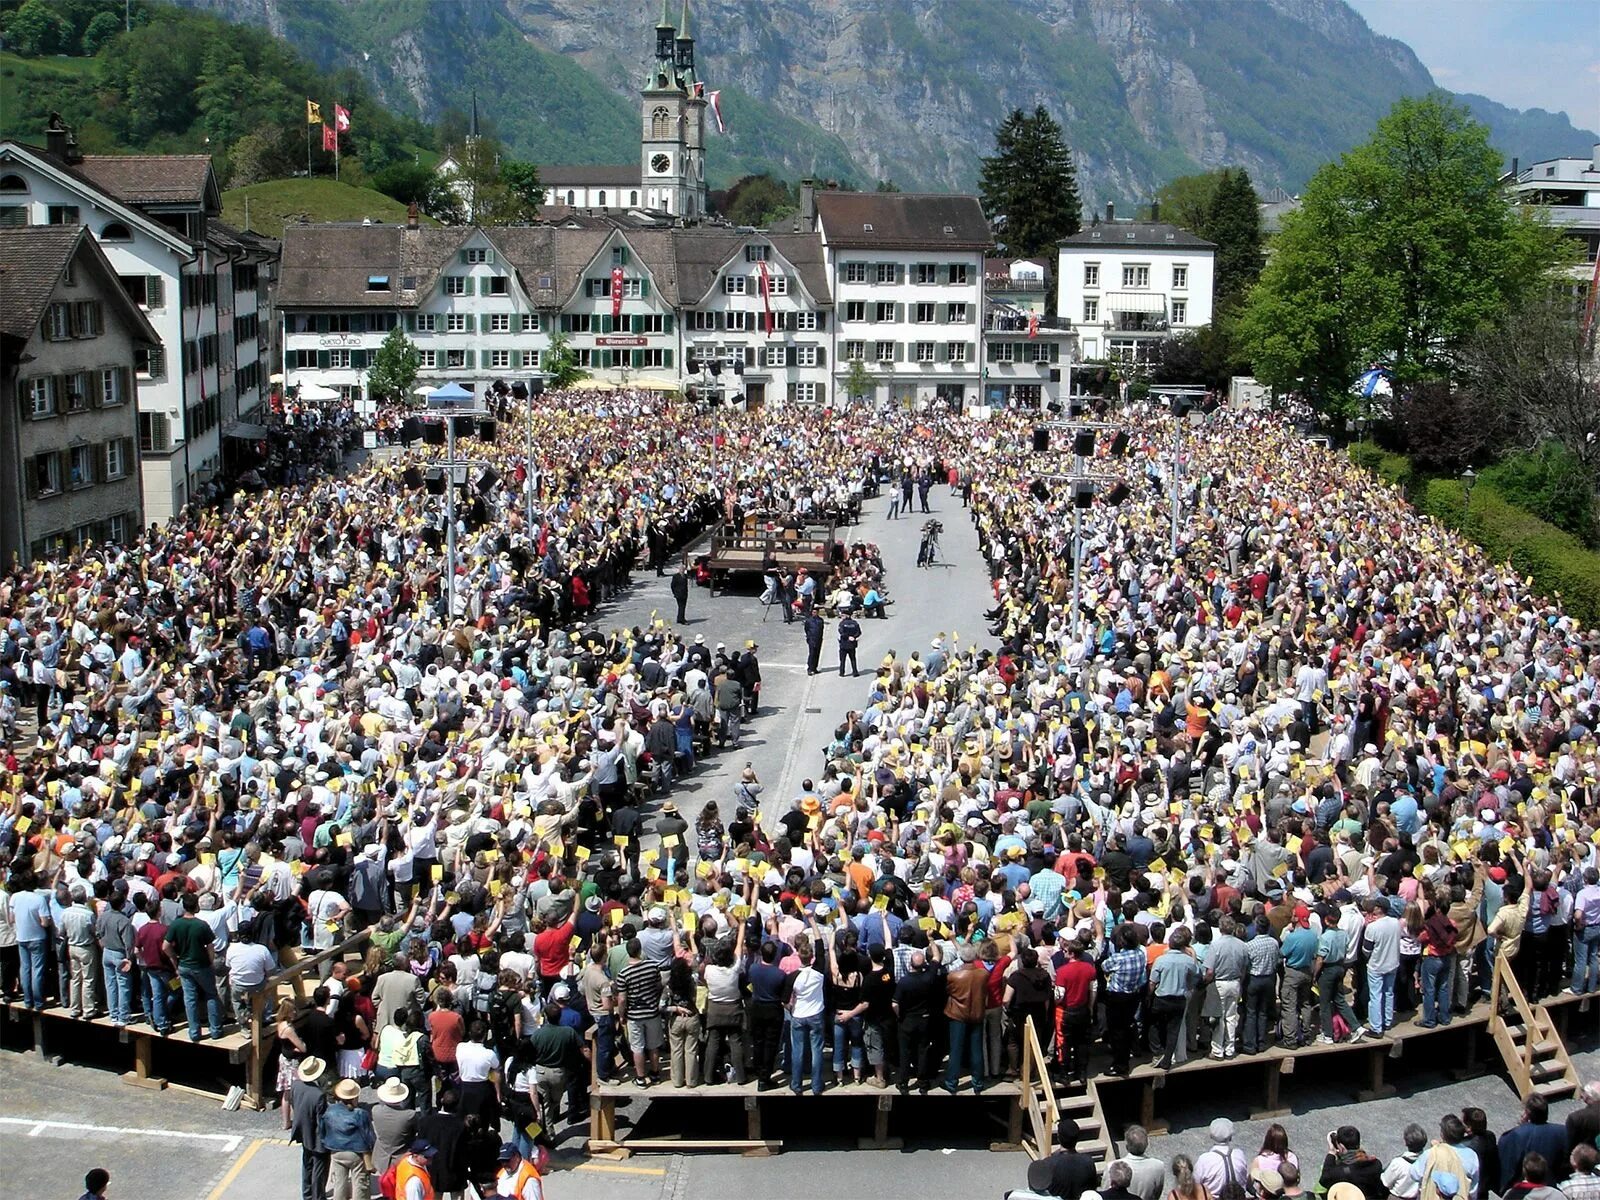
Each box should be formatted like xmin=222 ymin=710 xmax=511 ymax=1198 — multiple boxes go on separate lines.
xmin=574 ymin=1161 xmax=669 ymax=1176
xmin=771 ymin=663 xmax=820 ymax=826
xmin=0 ymin=1116 xmax=241 ymax=1152
xmin=205 ymin=1137 xmax=265 ymax=1200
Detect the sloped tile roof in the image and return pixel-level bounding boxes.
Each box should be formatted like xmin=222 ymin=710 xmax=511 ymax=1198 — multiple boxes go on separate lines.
xmin=814 ymin=192 xmax=992 ymax=250
xmin=0 ymin=225 xmax=80 ymax=340
xmin=78 ymin=154 xmax=214 ymax=206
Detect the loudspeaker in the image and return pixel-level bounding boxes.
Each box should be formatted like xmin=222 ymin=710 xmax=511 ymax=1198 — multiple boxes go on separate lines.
xmin=468 ymin=497 xmax=488 ymax=528
xmin=402 ymin=466 xmax=425 ymax=490
xmin=529 ymin=377 xmax=545 ymax=397
xmin=425 ymin=470 xmax=447 ymax=496
xmin=1173 ymin=396 xmax=1193 ymax=418
xmin=1031 ymin=428 xmax=1050 ymax=453
xmin=421 ymin=526 xmax=442 ymax=549
xmin=400 ymin=417 xmax=423 ymax=444
xmin=477 ymin=419 xmax=498 ymax=444
xmin=1072 ymin=481 xmax=1095 ymax=509
xmin=733 ymin=359 xmax=745 ymax=376
xmin=1109 ymin=431 xmax=1129 ymax=458
xmin=510 ymin=382 xmax=528 ymax=400
xmin=422 ymin=421 xmax=446 ymax=446
xmin=452 ymin=415 xmax=474 ymax=440
xmin=1073 ymin=429 xmax=1095 ymax=458
xmin=686 ymin=358 xmax=700 ymax=374
xmin=1104 ymin=481 xmax=1130 ymax=506
xmin=1028 ymin=479 xmax=1050 ymax=503
xmin=478 ymin=468 xmax=501 ymax=494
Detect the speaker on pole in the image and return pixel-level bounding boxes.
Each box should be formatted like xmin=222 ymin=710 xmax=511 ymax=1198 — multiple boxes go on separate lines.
xmin=1028 ymin=479 xmax=1051 ymax=503
xmin=402 ymin=466 xmax=425 ymax=490
xmin=1104 ymin=481 xmax=1130 ymax=506
xmin=421 ymin=526 xmax=443 ymax=549
xmin=1072 ymin=430 xmax=1095 ymax=458
xmin=477 ymin=468 xmax=501 ymax=495
xmin=1072 ymin=481 xmax=1096 ymax=509
xmin=425 ymin=469 xmax=447 ymax=496
xmin=1031 ymin=428 xmax=1050 ymax=453
xmin=1109 ymin=431 xmax=1129 ymax=458
xmin=422 ymin=420 xmax=446 ymax=446
xmin=477 ymin=419 xmax=498 ymax=443
xmin=452 ymin=415 xmax=474 ymax=440
xmin=400 ymin=416 xmax=423 ymax=445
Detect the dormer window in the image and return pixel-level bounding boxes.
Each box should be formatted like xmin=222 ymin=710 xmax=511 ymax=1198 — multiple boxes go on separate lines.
xmin=862 ymin=223 xmax=874 ymax=232
xmin=943 ymin=226 xmax=955 ymax=235
xmin=366 ymin=275 xmax=390 ymax=291
xmin=101 ymin=222 xmax=132 ymax=242
xmin=745 ymin=244 xmax=769 ymax=262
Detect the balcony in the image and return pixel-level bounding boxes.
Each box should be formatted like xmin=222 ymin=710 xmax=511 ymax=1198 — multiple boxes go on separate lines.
xmin=985 ymin=275 xmax=1047 ymax=291
xmin=983 ymin=311 xmax=1073 ymax=334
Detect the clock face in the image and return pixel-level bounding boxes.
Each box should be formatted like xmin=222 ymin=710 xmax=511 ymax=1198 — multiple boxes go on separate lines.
xmin=651 ymin=153 xmax=672 ymax=175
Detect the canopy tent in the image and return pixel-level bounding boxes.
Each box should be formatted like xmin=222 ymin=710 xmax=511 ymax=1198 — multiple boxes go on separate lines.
xmin=296 ymin=382 xmax=341 ymax=402
xmin=222 ymin=421 xmax=269 ymax=440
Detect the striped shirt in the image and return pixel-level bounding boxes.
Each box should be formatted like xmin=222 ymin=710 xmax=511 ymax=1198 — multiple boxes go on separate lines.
xmin=614 ymin=959 xmax=664 ymax=1015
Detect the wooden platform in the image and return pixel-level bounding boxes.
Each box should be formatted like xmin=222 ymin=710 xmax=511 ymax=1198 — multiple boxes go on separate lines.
xmin=702 ymin=518 xmax=839 ymax=594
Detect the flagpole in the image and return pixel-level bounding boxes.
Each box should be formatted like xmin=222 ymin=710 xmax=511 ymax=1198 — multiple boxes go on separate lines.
xmin=307 ymin=120 xmax=312 ymax=179
xmin=335 ymin=105 xmax=340 ymax=181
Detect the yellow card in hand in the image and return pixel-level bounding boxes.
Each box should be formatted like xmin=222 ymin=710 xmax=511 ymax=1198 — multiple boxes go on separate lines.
xmin=430 ymin=865 xmax=444 ymax=883
xmin=609 ymin=907 xmax=626 ymax=927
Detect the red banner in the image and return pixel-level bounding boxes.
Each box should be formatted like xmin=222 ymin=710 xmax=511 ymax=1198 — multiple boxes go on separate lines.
xmin=1028 ymin=311 xmax=1039 ymax=339
xmin=756 ymin=259 xmax=773 ymax=337
xmin=611 ymin=266 xmax=624 ymax=322
xmin=322 ymin=124 xmax=338 ymax=153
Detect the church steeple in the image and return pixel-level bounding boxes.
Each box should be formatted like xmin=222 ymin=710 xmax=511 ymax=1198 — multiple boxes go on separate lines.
xmin=674 ymin=0 xmax=695 ymax=78
xmin=654 ymin=0 xmax=675 ymax=71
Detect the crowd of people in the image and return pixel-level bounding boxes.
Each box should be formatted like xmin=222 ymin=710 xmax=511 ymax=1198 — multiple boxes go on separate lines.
xmin=5 ymin=390 xmax=1600 ymax=1197
xmin=1015 ymin=1094 xmax=1600 ymax=1200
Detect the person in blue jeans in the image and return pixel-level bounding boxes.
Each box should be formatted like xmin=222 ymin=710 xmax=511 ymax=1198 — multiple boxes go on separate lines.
xmin=1571 ymin=869 xmax=1600 ymax=994
xmin=1419 ymin=903 xmax=1459 ymax=1028
xmin=943 ymin=945 xmax=988 ymax=1094
xmin=164 ymin=893 xmax=224 ymax=1041
xmin=786 ymin=943 xmax=828 ymax=1095
xmin=9 ymin=874 xmax=52 ymax=1011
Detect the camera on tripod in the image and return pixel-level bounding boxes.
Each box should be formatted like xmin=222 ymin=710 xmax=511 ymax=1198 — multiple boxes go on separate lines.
xmin=923 ymin=520 xmax=943 ymax=535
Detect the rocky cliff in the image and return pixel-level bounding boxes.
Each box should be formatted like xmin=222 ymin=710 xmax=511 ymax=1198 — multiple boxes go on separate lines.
xmin=176 ymin=0 xmax=1599 ymax=205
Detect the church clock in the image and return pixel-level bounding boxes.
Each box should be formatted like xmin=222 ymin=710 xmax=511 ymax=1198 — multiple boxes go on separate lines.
xmin=651 ymin=153 xmax=672 ymax=175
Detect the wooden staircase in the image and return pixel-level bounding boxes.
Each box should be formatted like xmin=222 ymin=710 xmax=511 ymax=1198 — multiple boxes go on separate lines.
xmin=1489 ymin=954 xmax=1580 ymax=1102
xmin=1015 ymin=1020 xmax=1117 ymax=1163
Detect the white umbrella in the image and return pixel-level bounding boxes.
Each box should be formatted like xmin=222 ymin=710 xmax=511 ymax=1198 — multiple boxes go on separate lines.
xmin=297 ymin=383 xmax=341 ymax=401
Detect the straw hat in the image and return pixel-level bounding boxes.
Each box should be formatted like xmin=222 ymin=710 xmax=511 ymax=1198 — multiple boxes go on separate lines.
xmin=296 ymin=1057 xmax=327 ymax=1084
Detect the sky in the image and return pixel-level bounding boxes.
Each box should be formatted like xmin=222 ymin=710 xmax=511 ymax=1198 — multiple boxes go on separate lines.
xmin=1345 ymin=0 xmax=1600 ymax=131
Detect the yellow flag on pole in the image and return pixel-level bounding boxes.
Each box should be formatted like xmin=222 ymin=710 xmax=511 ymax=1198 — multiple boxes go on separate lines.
xmin=307 ymin=100 xmax=323 ymax=125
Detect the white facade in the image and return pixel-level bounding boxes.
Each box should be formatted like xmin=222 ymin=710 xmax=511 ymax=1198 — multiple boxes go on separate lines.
xmin=826 ymin=248 xmax=984 ymax=408
xmin=681 ymin=238 xmax=831 ymax=407
xmin=0 ymin=143 xmax=272 ymax=524
xmin=1057 ymin=222 xmax=1215 ymax=365
xmin=1507 ymin=146 xmax=1600 ymax=278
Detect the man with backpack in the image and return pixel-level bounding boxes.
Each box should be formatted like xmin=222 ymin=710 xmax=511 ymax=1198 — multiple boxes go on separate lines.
xmin=1196 ymin=1118 xmax=1252 ymax=1200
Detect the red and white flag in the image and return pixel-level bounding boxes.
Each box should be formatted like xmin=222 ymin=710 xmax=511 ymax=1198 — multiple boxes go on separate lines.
xmin=334 ymin=104 xmax=351 ymax=132
xmin=708 ymin=90 xmax=726 ymax=134
xmin=756 ymin=259 xmax=774 ymax=337
xmin=322 ymin=124 xmax=338 ymax=153
xmin=611 ymin=265 xmax=625 ymax=322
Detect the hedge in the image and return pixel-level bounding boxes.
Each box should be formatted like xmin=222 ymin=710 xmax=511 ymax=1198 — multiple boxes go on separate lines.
xmin=1414 ymin=477 xmax=1600 ymax=627
xmin=1346 ymin=442 xmax=1415 ymax=490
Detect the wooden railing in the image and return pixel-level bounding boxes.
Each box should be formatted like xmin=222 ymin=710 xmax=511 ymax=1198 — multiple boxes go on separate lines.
xmin=244 ymin=928 xmax=372 ymax=1108
xmin=1018 ymin=1016 xmax=1060 ymax=1158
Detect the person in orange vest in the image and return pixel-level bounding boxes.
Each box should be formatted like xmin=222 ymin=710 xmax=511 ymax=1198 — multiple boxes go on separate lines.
xmin=493 ymin=1142 xmax=545 ymax=1200
xmin=394 ymin=1138 xmax=437 ymax=1200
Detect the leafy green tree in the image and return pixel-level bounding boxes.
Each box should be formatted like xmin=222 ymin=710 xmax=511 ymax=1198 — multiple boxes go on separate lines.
xmin=1149 ymin=171 xmax=1224 ymax=235
xmin=366 ymin=327 xmax=421 ymax=404
xmin=1239 ymin=95 xmax=1573 ymax=407
xmin=843 ymin=359 xmax=877 ymax=405
xmin=225 ymin=124 xmax=300 ymax=189
xmin=542 ymin=333 xmax=582 ymax=389
xmin=81 ymin=10 xmax=121 ymax=54
xmin=1481 ymin=441 xmax=1597 ymax=544
xmin=722 ymin=175 xmax=794 ymax=226
xmin=196 ymin=40 xmax=253 ymax=149
xmin=7 ymin=0 xmax=70 ymax=56
xmin=979 ymin=106 xmax=1081 ymax=258
xmin=499 ymin=160 xmax=545 ymax=211
xmin=1204 ymin=168 xmax=1263 ymax=308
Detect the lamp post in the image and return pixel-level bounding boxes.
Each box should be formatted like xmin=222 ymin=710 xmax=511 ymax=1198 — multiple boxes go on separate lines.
xmin=1462 ymin=466 xmax=1477 ymax=513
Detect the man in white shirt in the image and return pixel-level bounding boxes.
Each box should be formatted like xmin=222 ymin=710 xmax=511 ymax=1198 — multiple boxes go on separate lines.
xmin=786 ymin=942 xmax=827 ymax=1095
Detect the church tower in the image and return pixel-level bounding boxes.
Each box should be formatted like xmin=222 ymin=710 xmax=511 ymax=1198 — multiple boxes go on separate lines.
xmin=640 ymin=0 xmax=707 ymax=219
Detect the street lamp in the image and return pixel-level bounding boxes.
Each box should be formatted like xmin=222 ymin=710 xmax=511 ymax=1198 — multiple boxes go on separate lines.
xmin=1461 ymin=466 xmax=1477 ymax=512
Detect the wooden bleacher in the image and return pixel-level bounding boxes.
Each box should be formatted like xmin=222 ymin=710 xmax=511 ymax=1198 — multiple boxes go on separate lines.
xmin=0 ymin=929 xmax=371 ymax=1108
xmin=703 ymin=515 xmax=839 ymax=595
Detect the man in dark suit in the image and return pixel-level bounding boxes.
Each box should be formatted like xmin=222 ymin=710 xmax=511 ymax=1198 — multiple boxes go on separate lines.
xmin=670 ymin=566 xmax=689 ymax=624
xmin=289 ymin=1056 xmax=330 ymax=1200
xmin=804 ymin=612 xmax=825 ymax=675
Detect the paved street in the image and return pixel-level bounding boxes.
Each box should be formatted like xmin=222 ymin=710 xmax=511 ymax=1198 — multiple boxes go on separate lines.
xmin=6 ymin=1022 xmax=1600 ymax=1199
xmin=599 ymin=478 xmax=994 ymax=838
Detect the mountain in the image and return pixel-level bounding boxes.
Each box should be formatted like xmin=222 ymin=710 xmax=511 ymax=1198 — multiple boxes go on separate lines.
xmin=174 ymin=0 xmax=1600 ymax=207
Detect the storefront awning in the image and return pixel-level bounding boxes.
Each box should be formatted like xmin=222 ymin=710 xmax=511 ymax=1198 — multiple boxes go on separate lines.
xmin=223 ymin=422 xmax=269 ymax=440
xmin=1104 ymin=291 xmax=1167 ymax=314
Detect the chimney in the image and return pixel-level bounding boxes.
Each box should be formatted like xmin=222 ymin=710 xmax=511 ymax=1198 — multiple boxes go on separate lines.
xmin=407 ymin=202 xmax=420 ymax=229
xmin=1150 ymin=199 xmax=1160 ymax=222
xmin=1106 ymin=201 xmax=1115 ymax=223
xmin=45 ymin=112 xmax=71 ymax=161
xmin=800 ymin=178 xmax=816 ymax=233
xmin=1592 ymin=143 xmax=1600 ymax=172
xmin=1511 ymin=156 xmax=1519 ymax=179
